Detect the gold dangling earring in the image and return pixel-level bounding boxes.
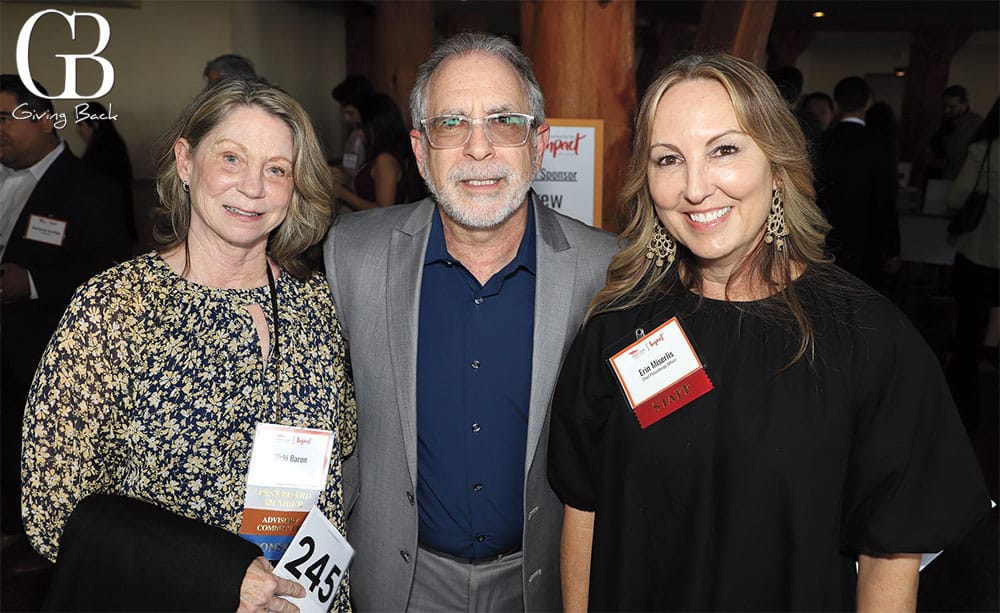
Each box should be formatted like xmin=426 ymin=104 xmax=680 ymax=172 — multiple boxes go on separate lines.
xmin=646 ymin=223 xmax=676 ymax=268
xmin=764 ymin=187 xmax=789 ymax=251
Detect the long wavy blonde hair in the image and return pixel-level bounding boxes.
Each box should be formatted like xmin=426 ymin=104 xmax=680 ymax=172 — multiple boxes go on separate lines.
xmin=589 ymin=53 xmax=833 ymax=364
xmin=153 ymin=79 xmax=333 ymax=280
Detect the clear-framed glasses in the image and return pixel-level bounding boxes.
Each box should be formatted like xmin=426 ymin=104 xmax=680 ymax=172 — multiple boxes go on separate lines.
xmin=420 ymin=113 xmax=535 ymax=148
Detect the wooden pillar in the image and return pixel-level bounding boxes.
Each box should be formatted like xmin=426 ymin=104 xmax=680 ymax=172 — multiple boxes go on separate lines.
xmin=693 ymin=0 xmax=776 ymax=65
xmin=344 ymin=1 xmax=376 ymax=79
xmin=636 ymin=20 xmax=691 ymax=95
xmin=768 ymin=28 xmax=814 ymax=68
xmin=522 ymin=0 xmax=636 ymax=231
xmin=899 ymin=27 xmax=971 ymax=187
xmin=374 ymin=1 xmax=434 ymax=126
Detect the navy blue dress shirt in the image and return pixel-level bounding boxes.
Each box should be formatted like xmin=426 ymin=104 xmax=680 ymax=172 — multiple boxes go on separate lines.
xmin=415 ymin=205 xmax=536 ymax=559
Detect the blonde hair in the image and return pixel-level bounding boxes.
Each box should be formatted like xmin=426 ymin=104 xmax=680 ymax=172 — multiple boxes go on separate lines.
xmin=153 ymin=79 xmax=333 ymax=279
xmin=589 ymin=53 xmax=832 ymax=364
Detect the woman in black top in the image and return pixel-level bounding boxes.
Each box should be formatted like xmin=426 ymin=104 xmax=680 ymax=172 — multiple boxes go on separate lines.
xmin=549 ymin=53 xmax=989 ymax=612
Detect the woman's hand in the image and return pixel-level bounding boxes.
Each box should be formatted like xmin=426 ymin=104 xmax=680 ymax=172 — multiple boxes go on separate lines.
xmin=237 ymin=556 xmax=306 ymax=613
xmin=329 ymin=166 xmax=350 ymax=186
xmin=331 ymin=179 xmax=352 ymax=200
xmin=561 ymin=505 xmax=595 ymax=613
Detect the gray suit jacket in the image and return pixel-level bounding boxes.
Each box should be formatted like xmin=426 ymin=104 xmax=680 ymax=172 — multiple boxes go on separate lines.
xmin=324 ymin=197 xmax=617 ymax=612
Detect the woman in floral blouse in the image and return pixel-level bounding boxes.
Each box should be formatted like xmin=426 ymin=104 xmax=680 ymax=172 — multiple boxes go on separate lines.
xmin=22 ymin=79 xmax=356 ymax=612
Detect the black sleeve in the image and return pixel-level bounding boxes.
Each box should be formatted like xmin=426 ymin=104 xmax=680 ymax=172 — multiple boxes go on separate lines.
xmin=548 ymin=321 xmax=617 ymax=512
xmin=840 ymin=310 xmax=990 ymax=555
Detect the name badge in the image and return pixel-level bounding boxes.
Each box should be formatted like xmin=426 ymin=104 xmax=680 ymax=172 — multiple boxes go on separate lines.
xmin=24 ymin=214 xmax=67 ymax=246
xmin=240 ymin=424 xmax=334 ymax=561
xmin=608 ymin=317 xmax=713 ymax=428
xmin=274 ymin=506 xmax=355 ymax=613
xmin=341 ymin=153 xmax=358 ymax=170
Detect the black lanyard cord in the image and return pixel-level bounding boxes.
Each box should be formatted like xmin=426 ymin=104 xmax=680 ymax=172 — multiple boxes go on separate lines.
xmin=266 ymin=262 xmax=279 ymax=361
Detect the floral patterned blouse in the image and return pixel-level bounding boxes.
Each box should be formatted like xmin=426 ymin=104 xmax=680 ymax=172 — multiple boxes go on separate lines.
xmin=22 ymin=252 xmax=356 ymax=608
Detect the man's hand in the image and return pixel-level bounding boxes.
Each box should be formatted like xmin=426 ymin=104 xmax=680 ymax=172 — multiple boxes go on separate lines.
xmin=0 ymin=263 xmax=30 ymax=304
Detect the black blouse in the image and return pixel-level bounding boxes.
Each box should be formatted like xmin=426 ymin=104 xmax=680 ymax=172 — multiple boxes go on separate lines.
xmin=549 ymin=265 xmax=989 ymax=611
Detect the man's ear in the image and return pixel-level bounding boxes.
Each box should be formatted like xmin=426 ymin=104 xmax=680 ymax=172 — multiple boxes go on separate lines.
xmin=410 ymin=129 xmax=428 ymax=178
xmin=38 ymin=114 xmax=55 ymax=135
xmin=533 ymin=123 xmax=550 ymax=173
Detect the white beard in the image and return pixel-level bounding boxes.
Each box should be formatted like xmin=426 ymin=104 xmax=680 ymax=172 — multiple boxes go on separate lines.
xmin=423 ymin=154 xmax=537 ymax=230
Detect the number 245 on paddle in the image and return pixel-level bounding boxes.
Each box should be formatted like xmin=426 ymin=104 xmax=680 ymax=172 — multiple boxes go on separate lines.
xmin=274 ymin=506 xmax=355 ymax=613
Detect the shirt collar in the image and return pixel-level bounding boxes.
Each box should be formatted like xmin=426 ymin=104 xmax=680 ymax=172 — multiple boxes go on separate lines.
xmin=424 ymin=198 xmax=537 ymax=275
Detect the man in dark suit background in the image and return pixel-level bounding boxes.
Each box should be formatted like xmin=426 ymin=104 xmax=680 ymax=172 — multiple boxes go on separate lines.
xmin=1 ymin=74 xmax=130 ymax=554
xmin=817 ymin=76 xmax=900 ymax=291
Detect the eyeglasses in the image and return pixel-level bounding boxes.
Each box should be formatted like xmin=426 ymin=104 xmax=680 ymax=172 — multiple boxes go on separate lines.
xmin=420 ymin=113 xmax=535 ymax=148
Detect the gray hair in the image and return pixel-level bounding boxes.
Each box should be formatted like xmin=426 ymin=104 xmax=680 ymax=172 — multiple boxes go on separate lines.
xmin=409 ymin=32 xmax=545 ymax=128
xmin=203 ymin=54 xmax=257 ymax=82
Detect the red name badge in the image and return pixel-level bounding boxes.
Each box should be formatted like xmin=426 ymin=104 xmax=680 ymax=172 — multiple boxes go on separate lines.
xmin=608 ymin=317 xmax=713 ymax=428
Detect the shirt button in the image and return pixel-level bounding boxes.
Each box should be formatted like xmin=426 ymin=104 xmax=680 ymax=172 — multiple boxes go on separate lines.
xmin=474 ymin=297 xmax=483 ymax=305
xmin=476 ymin=535 xmax=486 ymax=543
xmin=471 ymin=360 xmax=480 ymax=369
xmin=473 ymin=483 xmax=483 ymax=492
xmin=471 ymin=422 xmax=481 ymax=432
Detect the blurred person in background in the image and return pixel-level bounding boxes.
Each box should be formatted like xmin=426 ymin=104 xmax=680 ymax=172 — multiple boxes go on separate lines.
xmin=330 ymin=74 xmax=375 ymax=184
xmin=77 ymin=101 xmax=136 ymax=240
xmin=946 ymin=98 xmax=999 ymax=435
xmin=927 ymin=84 xmax=983 ymax=180
xmin=1 ymin=75 xmax=129 ymax=571
xmin=331 ymin=93 xmax=427 ymax=210
xmin=203 ymin=53 xmax=257 ymax=87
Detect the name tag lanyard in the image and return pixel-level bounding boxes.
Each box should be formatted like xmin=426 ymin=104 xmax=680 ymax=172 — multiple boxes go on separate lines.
xmin=266 ymin=262 xmax=280 ymax=361
xmin=265 ymin=262 xmax=282 ymax=423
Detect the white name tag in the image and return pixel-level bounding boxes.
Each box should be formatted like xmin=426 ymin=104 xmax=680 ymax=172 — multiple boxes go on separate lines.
xmin=608 ymin=318 xmax=714 ymax=428
xmin=246 ymin=424 xmax=333 ymax=490
xmin=609 ymin=318 xmax=702 ymax=408
xmin=341 ymin=153 xmax=358 ymax=170
xmin=240 ymin=424 xmax=335 ymax=560
xmin=274 ymin=506 xmax=355 ymax=613
xmin=24 ymin=214 xmax=67 ymax=246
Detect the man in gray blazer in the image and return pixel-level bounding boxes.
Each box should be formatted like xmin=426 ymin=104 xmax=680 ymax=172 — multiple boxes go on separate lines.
xmin=324 ymin=33 xmax=616 ymax=612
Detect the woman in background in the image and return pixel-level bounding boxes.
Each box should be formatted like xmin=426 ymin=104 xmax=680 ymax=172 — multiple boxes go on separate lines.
xmin=77 ymin=101 xmax=136 ymax=239
xmin=23 ymin=79 xmax=356 ymax=611
xmin=549 ymin=53 xmax=988 ymax=612
xmin=947 ymin=98 xmax=999 ymax=434
xmin=332 ymin=92 xmax=426 ymax=210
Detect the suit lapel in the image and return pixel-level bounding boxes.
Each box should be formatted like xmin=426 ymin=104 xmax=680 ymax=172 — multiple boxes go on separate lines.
xmin=526 ymin=202 xmax=576 ymax=472
xmin=386 ymin=200 xmax=435 ymax=485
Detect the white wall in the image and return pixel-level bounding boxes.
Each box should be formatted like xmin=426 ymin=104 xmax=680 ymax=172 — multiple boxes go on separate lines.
xmin=1 ymin=2 xmax=347 ymax=180
xmin=797 ymin=30 xmax=999 ymax=113
xmin=950 ymin=31 xmax=1000 ymax=114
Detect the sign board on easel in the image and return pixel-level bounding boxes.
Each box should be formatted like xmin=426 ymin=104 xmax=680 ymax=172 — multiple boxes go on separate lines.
xmin=532 ymin=119 xmax=604 ymax=227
